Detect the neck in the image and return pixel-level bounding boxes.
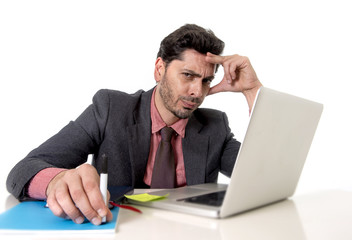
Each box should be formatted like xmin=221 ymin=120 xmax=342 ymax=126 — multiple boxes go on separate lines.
xmin=154 ymin=86 xmax=180 ymax=126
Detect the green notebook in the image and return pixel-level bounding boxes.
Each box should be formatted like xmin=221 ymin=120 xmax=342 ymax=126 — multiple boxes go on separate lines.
xmin=0 ymin=201 xmax=119 ymax=234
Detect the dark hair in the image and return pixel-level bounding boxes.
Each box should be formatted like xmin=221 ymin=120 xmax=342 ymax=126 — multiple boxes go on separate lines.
xmin=157 ymin=24 xmax=225 ymax=69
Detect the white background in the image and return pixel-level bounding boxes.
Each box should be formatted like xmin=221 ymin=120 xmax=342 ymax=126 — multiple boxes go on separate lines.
xmin=0 ymin=0 xmax=351 ymax=196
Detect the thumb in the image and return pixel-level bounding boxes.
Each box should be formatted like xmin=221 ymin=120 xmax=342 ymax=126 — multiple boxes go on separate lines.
xmin=208 ymin=80 xmax=227 ymax=96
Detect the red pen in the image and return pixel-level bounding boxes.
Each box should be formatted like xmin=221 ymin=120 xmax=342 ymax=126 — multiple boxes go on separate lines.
xmin=109 ymin=201 xmax=142 ymax=214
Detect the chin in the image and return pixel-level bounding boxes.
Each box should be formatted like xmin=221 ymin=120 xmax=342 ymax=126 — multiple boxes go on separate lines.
xmin=173 ymin=109 xmax=194 ymax=119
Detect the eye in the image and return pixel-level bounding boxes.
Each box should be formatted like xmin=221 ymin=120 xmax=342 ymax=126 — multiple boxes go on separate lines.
xmin=203 ymin=78 xmax=213 ymax=86
xmin=182 ymin=72 xmax=192 ymax=78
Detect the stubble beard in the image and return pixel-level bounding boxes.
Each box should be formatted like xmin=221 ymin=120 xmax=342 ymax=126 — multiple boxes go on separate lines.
xmin=159 ymin=75 xmax=202 ymax=120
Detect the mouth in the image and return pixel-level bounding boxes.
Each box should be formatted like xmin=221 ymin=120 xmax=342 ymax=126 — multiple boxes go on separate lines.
xmin=181 ymin=100 xmax=198 ymax=110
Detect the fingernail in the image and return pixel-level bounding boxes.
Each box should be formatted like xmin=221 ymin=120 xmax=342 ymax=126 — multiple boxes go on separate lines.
xmin=92 ymin=217 xmax=101 ymax=226
xmin=75 ymin=216 xmax=84 ymax=224
xmin=97 ymin=208 xmax=106 ymax=218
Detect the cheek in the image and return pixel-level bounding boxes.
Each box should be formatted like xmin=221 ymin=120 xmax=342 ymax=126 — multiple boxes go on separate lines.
xmin=173 ymin=80 xmax=188 ymax=96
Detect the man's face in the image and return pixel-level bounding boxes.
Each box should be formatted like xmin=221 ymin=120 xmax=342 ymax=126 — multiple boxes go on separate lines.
xmin=155 ymin=49 xmax=216 ymax=123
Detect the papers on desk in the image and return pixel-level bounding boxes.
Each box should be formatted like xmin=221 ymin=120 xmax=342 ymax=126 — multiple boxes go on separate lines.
xmin=0 ymin=201 xmax=119 ymax=234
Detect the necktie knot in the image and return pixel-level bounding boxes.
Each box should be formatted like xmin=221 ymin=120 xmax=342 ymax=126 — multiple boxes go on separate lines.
xmin=160 ymin=127 xmax=174 ymax=142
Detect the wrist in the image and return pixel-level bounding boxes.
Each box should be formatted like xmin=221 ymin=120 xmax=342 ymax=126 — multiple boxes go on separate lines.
xmin=45 ymin=169 xmax=68 ymax=198
xmin=27 ymin=168 xmax=67 ymax=200
xmin=243 ymin=84 xmax=262 ymax=112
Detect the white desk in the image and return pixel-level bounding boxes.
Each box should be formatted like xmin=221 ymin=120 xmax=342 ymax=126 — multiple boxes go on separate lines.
xmin=1 ymin=190 xmax=352 ymax=240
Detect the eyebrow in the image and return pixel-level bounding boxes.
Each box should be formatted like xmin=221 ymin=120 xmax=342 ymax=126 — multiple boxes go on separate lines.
xmin=183 ymin=69 xmax=215 ymax=82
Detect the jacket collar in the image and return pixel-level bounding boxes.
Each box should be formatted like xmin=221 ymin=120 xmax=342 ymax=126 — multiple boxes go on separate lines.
xmin=127 ymin=88 xmax=153 ymax=187
xmin=127 ymin=87 xmax=208 ymax=187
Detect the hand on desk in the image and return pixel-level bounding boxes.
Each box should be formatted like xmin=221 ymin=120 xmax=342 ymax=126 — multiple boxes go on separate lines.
xmin=46 ymin=164 xmax=112 ymax=225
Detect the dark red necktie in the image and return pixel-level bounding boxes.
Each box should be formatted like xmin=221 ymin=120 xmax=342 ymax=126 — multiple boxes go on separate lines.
xmin=150 ymin=127 xmax=176 ymax=188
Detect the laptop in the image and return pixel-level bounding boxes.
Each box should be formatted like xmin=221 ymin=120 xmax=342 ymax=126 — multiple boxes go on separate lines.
xmin=127 ymin=87 xmax=323 ymax=218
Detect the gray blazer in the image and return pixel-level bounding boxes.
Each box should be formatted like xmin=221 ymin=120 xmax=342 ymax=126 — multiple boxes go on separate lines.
xmin=7 ymin=88 xmax=241 ymax=200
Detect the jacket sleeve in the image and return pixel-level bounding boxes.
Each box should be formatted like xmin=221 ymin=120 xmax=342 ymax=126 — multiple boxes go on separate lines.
xmin=6 ymin=89 xmax=111 ymax=200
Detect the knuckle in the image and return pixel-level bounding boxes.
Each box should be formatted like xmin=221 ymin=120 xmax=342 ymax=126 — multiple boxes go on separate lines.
xmin=64 ymin=169 xmax=76 ymax=180
xmin=89 ymin=196 xmax=103 ymax=210
xmin=55 ymin=189 xmax=69 ymax=203
xmin=79 ymin=164 xmax=95 ymax=174
xmin=70 ymin=188 xmax=85 ymax=201
xmin=78 ymin=164 xmax=99 ymax=180
xmin=51 ymin=207 xmax=65 ymax=218
xmin=83 ymin=179 xmax=98 ymax=193
xmin=59 ymin=173 xmax=73 ymax=185
xmin=64 ymin=206 xmax=80 ymax=218
xmin=81 ymin=208 xmax=97 ymax=220
xmin=79 ymin=164 xmax=90 ymax=171
xmin=46 ymin=195 xmax=55 ymax=206
xmin=47 ymin=200 xmax=65 ymax=218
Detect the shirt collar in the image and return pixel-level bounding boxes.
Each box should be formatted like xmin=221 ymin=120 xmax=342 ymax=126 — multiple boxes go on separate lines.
xmin=151 ymin=88 xmax=188 ymax=138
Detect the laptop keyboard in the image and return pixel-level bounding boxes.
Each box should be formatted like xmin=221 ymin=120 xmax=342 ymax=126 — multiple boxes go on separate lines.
xmin=181 ymin=190 xmax=226 ymax=207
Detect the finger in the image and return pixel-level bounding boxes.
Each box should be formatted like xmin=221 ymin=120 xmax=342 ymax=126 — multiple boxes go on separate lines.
xmin=79 ymin=165 xmax=111 ymax=224
xmin=67 ymin=173 xmax=102 ymax=225
xmin=222 ymin=61 xmax=233 ymax=83
xmin=106 ymin=209 xmax=114 ymax=222
xmin=54 ymin=178 xmax=85 ymax=224
xmin=205 ymin=52 xmax=225 ymax=64
xmin=228 ymin=61 xmax=238 ymax=82
xmin=47 ymin=191 xmax=68 ymax=219
xmin=105 ymin=190 xmax=113 ymax=222
xmin=46 ymin=170 xmax=84 ymax=223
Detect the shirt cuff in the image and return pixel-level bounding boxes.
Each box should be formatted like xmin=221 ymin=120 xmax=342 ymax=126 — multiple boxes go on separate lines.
xmin=27 ymin=168 xmax=67 ymax=200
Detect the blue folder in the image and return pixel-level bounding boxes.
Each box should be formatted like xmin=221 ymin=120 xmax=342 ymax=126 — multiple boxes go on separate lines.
xmin=0 ymin=201 xmax=119 ymax=233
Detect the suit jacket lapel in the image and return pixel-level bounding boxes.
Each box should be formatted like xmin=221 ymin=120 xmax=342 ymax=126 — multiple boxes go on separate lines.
xmin=127 ymin=89 xmax=153 ymax=187
xmin=126 ymin=89 xmax=209 ymax=187
xmin=182 ymin=114 xmax=209 ymax=185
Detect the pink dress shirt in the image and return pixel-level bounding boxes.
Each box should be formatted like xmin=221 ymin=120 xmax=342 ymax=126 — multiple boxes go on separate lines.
xmin=27 ymin=88 xmax=188 ymax=199
xmin=143 ymin=88 xmax=188 ymax=187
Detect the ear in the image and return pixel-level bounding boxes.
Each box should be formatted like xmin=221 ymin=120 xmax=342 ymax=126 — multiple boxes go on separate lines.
xmin=154 ymin=57 xmax=166 ymax=83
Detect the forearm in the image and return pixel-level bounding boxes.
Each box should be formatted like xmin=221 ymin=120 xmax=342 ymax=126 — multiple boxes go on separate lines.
xmin=6 ymin=122 xmax=95 ymax=200
xmin=6 ymin=157 xmax=60 ymax=200
xmin=7 ymin=90 xmax=110 ymax=200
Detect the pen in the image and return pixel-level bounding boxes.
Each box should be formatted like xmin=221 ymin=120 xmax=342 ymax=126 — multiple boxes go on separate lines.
xmin=100 ymin=154 xmax=108 ymax=223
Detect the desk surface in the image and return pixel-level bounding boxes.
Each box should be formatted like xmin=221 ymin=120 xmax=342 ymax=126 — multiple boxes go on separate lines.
xmin=1 ymin=190 xmax=352 ymax=240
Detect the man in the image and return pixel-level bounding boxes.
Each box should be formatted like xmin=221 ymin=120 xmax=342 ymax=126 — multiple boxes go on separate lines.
xmin=7 ymin=24 xmax=262 ymax=225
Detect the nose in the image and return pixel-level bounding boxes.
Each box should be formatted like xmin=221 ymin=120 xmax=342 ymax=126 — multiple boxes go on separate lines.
xmin=189 ymin=80 xmax=203 ymax=98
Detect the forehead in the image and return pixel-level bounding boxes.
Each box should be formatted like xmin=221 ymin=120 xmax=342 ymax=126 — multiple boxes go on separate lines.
xmin=170 ymin=49 xmax=215 ymax=75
